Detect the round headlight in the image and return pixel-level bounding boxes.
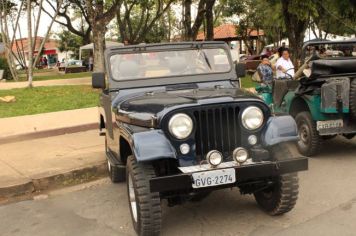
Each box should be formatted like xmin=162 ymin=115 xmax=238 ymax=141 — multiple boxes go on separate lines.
xmin=206 ymin=150 xmax=223 ymax=167
xmin=233 ymin=147 xmax=249 ymax=164
xmin=241 ymin=106 xmax=264 ymax=130
xmin=168 ymin=113 xmax=193 ymax=139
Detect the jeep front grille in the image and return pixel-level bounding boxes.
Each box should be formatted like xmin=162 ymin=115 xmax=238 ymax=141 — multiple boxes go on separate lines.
xmin=193 ymin=104 xmax=241 ymax=159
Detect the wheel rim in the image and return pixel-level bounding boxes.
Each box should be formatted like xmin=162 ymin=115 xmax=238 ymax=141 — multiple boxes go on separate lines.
xmin=298 ymin=123 xmax=310 ymax=147
xmin=128 ymin=174 xmax=138 ymax=222
xmin=107 ymin=160 xmax=111 ymax=173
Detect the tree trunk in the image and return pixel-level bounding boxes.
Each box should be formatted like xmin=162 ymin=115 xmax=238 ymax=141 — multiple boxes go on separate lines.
xmin=92 ymin=24 xmax=106 ymax=72
xmin=27 ymin=0 xmax=33 ymax=87
xmin=205 ymin=0 xmax=215 ymax=40
xmin=281 ymin=0 xmax=308 ymax=66
xmin=183 ymin=0 xmax=192 ymax=40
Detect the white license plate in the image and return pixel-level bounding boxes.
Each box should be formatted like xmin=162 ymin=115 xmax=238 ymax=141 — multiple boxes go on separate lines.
xmin=192 ymin=168 xmax=236 ymax=189
xmin=317 ymin=119 xmax=343 ymax=131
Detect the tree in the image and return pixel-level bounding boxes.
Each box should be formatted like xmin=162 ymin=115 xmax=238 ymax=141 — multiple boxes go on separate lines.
xmin=182 ymin=0 xmax=216 ymax=41
xmin=222 ymin=0 xmax=267 ymax=54
xmin=280 ymin=0 xmax=317 ymax=64
xmin=312 ymin=0 xmax=356 ymax=38
xmin=0 ymin=0 xmax=20 ymax=80
xmin=27 ymin=0 xmax=34 ymax=86
xmin=85 ymin=0 xmax=120 ymax=72
xmin=41 ymin=0 xmax=92 ymax=45
xmin=57 ymin=30 xmax=82 ymax=59
xmin=116 ymin=0 xmax=176 ymax=44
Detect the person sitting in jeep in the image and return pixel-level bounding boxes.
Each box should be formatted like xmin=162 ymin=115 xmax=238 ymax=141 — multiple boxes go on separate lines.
xmin=257 ymin=55 xmax=273 ymax=85
xmin=276 ymin=48 xmax=295 ymax=79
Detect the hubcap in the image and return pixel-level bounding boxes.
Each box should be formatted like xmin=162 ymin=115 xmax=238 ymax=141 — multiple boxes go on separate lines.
xmin=299 ymin=123 xmax=309 ymax=144
xmin=128 ymin=174 xmax=138 ymax=222
xmin=107 ymin=160 xmax=111 ymax=173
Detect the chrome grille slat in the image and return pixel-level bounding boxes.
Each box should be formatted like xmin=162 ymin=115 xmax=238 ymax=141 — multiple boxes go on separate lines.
xmin=193 ymin=104 xmax=240 ymax=159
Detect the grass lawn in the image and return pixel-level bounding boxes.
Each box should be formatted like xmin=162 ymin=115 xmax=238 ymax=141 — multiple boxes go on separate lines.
xmin=0 ymin=85 xmax=99 ymax=118
xmin=240 ymin=74 xmax=257 ymax=88
xmin=15 ymin=71 xmax=92 ymax=82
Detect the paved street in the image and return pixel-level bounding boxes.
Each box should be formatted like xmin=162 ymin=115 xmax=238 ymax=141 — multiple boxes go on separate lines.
xmin=1 ymin=136 xmax=356 ymax=236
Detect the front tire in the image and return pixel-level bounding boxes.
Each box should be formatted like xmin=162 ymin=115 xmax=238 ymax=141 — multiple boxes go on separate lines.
xmin=295 ymin=111 xmax=322 ymax=156
xmin=254 ymin=143 xmax=299 ymax=215
xmin=126 ymin=156 xmax=161 ymax=236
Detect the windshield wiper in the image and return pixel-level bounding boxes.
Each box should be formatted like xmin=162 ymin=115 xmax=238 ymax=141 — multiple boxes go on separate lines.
xmin=200 ymin=50 xmax=212 ymax=70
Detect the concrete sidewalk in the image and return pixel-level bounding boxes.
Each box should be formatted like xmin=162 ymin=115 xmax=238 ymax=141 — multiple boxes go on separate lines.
xmin=0 ymin=130 xmax=106 ymax=201
xmin=0 ymin=77 xmax=91 ymax=90
xmin=0 ymin=107 xmax=98 ymax=145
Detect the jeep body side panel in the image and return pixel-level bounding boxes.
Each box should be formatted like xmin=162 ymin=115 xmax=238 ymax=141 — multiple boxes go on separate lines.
xmin=261 ymin=116 xmax=299 ymax=146
xmin=132 ymin=130 xmax=176 ymax=162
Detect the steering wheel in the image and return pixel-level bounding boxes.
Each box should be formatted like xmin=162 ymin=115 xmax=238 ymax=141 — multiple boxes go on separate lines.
xmin=283 ymin=68 xmax=295 ymax=80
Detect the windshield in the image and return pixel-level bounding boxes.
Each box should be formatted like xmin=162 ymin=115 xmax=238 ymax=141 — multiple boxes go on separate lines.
xmin=304 ymin=42 xmax=356 ymax=60
xmin=110 ymin=48 xmax=231 ymax=81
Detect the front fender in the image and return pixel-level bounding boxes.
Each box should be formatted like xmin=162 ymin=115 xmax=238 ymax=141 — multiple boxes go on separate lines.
xmin=132 ymin=130 xmax=176 ymax=162
xmin=261 ymin=115 xmax=299 ymax=147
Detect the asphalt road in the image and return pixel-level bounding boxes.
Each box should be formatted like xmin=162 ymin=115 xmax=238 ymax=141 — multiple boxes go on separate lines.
xmin=1 ymin=137 xmax=356 ymax=236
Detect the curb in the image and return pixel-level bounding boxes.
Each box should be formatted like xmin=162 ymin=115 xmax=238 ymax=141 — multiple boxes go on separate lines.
xmin=0 ymin=161 xmax=107 ymax=201
xmin=0 ymin=123 xmax=98 ymax=145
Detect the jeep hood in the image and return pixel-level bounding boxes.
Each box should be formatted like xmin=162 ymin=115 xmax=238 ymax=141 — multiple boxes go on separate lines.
xmin=115 ymin=87 xmax=262 ymax=127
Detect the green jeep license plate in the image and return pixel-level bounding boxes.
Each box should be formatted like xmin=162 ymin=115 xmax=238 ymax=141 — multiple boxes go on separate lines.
xmin=317 ymin=119 xmax=343 ymax=131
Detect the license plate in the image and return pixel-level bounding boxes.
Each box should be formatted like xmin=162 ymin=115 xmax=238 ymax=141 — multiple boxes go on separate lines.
xmin=192 ymin=168 xmax=236 ymax=189
xmin=317 ymin=119 xmax=343 ymax=131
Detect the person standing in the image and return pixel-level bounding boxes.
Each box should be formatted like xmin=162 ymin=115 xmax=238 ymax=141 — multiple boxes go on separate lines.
xmin=89 ymin=55 xmax=94 ymax=71
xmin=275 ymin=48 xmax=295 ymax=79
xmin=43 ymin=57 xmax=48 ymax=68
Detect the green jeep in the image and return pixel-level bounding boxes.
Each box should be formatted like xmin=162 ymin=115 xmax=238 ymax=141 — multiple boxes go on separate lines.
xmin=257 ymin=40 xmax=356 ymax=156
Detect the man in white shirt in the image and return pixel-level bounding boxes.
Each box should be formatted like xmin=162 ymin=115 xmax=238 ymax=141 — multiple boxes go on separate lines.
xmin=275 ymin=48 xmax=295 ymax=79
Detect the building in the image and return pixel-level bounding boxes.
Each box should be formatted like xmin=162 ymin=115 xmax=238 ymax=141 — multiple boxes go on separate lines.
xmin=11 ymin=37 xmax=70 ymax=66
xmin=196 ymin=24 xmax=265 ymax=54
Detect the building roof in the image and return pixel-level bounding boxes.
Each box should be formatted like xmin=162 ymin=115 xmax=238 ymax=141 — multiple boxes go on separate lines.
xmin=196 ymin=24 xmax=264 ymax=41
xmin=11 ymin=37 xmax=58 ymax=53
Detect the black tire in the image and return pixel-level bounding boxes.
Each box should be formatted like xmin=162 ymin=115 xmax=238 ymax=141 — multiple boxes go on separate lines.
xmin=295 ymin=111 xmax=322 ymax=156
xmin=107 ymin=160 xmax=126 ymax=183
xmin=350 ymin=78 xmax=356 ymax=120
xmin=254 ymin=143 xmax=299 ymax=215
xmin=106 ymin=136 xmax=125 ymax=183
xmin=126 ymin=156 xmax=161 ymax=236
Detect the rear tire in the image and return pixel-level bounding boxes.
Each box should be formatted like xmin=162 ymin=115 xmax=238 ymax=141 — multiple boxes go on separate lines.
xmin=126 ymin=156 xmax=161 ymax=236
xmin=295 ymin=111 xmax=322 ymax=156
xmin=254 ymin=143 xmax=299 ymax=215
xmin=350 ymin=78 xmax=356 ymax=120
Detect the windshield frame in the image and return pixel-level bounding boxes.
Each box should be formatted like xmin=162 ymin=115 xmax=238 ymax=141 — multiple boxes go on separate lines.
xmin=301 ymin=39 xmax=356 ymax=63
xmin=105 ymin=42 xmax=236 ymax=90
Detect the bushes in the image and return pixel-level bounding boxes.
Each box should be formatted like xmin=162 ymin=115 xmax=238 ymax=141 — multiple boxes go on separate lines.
xmin=0 ymin=57 xmax=12 ymax=80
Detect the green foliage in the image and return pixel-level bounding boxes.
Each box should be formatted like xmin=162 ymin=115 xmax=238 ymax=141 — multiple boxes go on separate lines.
xmin=0 ymin=57 xmax=12 ymax=80
xmin=57 ymin=30 xmax=83 ymax=59
xmin=313 ymin=0 xmax=356 ymax=36
xmin=0 ymin=85 xmax=99 ymax=118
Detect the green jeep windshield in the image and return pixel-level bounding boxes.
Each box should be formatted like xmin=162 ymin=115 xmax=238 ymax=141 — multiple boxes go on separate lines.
xmin=110 ymin=48 xmax=231 ymax=81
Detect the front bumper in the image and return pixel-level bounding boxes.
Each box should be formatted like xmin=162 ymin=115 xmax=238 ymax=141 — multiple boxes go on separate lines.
xmin=149 ymin=157 xmax=308 ymax=193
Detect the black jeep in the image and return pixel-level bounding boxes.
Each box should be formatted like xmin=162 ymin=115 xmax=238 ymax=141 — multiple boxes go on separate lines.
xmin=92 ymin=42 xmax=308 ymax=236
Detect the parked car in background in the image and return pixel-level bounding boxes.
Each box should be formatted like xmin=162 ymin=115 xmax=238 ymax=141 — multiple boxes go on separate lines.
xmin=241 ymin=54 xmax=266 ymax=72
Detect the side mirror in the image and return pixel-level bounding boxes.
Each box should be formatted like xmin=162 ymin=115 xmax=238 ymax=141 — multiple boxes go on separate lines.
xmin=92 ymin=72 xmax=106 ymax=89
xmin=235 ymin=63 xmax=246 ymax=78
